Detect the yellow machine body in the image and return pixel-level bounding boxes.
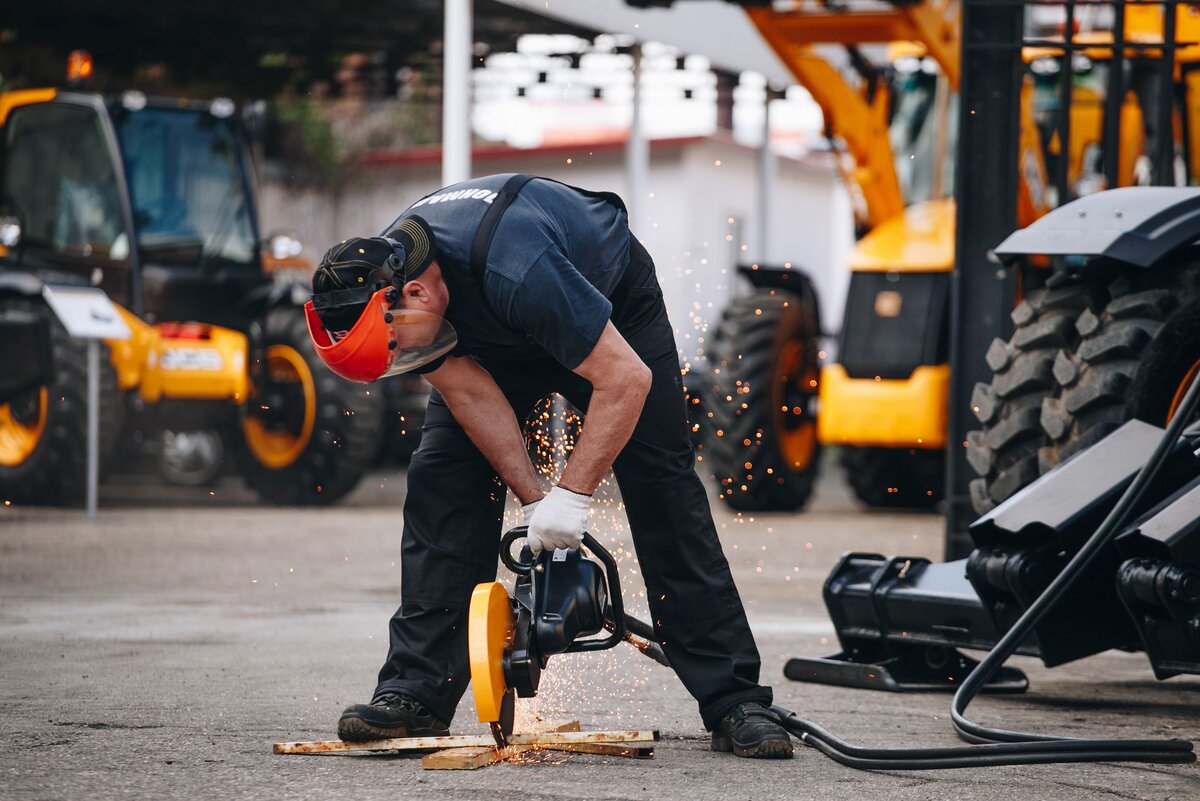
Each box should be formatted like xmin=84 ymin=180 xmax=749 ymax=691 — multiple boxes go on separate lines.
xmin=468 ymin=581 xmax=515 ymax=725
xmin=818 ymin=364 xmax=949 ymax=449
xmin=106 ymin=306 xmax=248 ymax=404
xmin=817 ymin=200 xmax=953 ymax=450
xmin=847 ymin=199 xmax=956 ymax=272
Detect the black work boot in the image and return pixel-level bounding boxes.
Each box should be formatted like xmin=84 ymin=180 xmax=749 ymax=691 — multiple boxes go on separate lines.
xmin=710 ymin=702 xmax=794 ymax=759
xmin=337 ymin=692 xmax=450 ymax=742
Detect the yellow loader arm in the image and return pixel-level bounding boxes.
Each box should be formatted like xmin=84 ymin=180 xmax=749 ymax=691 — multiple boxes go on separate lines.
xmin=744 ymin=1 xmax=960 ymax=229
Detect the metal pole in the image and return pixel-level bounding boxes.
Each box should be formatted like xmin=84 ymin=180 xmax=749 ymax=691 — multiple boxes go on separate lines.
xmin=1157 ymin=0 xmax=1178 ymax=185
xmin=1056 ymin=0 xmax=1075 ymax=204
xmin=1102 ymin=0 xmax=1126 ymax=189
xmin=442 ymin=0 xmax=473 ymax=186
xmin=945 ymin=0 xmax=1024 ymax=558
xmin=626 ymin=43 xmax=648 ymax=234
xmin=757 ymin=86 xmax=775 ymax=262
xmin=86 ymin=338 xmax=99 ymax=522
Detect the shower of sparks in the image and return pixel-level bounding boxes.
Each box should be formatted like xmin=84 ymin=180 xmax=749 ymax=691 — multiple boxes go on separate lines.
xmin=480 ymin=227 xmax=838 ymax=732
xmin=490 ymin=395 xmax=658 ymax=731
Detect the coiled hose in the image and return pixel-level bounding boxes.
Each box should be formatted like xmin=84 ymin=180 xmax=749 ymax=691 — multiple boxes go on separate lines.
xmin=768 ymin=373 xmax=1200 ymax=770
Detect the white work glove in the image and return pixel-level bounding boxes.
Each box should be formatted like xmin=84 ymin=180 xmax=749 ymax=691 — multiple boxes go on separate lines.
xmin=525 ymin=486 xmax=591 ymax=554
xmin=519 ymin=498 xmax=541 ymax=524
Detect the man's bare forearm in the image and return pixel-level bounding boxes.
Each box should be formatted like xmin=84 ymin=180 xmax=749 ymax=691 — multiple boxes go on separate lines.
xmin=557 ymin=322 xmax=654 ymax=495
xmin=425 ymin=357 xmax=544 ymax=505
xmin=443 ymin=391 xmax=544 ymax=505
xmin=557 ymin=382 xmax=648 ymax=495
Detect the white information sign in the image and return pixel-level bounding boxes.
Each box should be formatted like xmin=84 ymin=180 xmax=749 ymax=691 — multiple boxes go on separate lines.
xmin=41 ymin=285 xmax=131 ymax=341
xmin=39 ymin=285 xmax=131 ymax=521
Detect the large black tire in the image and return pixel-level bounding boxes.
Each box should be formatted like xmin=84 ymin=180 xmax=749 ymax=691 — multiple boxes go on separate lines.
xmin=1040 ymin=265 xmax=1200 ymax=468
xmin=839 ymin=446 xmax=943 ymax=509
xmin=700 ymin=287 xmax=821 ymax=512
xmin=235 ymin=307 xmax=384 ymax=505
xmin=967 ymin=282 xmax=1103 ymax=515
xmin=0 ymin=295 xmax=121 ymax=506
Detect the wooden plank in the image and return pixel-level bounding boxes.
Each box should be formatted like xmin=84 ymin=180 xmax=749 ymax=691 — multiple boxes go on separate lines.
xmin=527 ymin=719 xmax=581 ymax=734
xmin=542 ymin=743 xmax=655 ymax=759
xmin=274 ymin=728 xmax=657 ymax=755
xmin=273 ymin=720 xmax=577 ymax=755
xmin=421 ymin=746 xmax=524 ymax=770
xmin=421 ymin=741 xmax=654 ymax=770
xmin=418 ymin=719 xmax=580 ymax=770
xmin=275 ymin=734 xmax=487 ymax=754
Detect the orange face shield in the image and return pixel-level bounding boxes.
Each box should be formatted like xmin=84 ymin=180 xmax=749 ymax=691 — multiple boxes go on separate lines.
xmin=304 ymin=287 xmax=457 ymax=383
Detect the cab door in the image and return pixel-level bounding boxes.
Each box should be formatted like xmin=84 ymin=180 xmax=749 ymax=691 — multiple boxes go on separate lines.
xmin=0 ymin=94 xmax=138 ymax=310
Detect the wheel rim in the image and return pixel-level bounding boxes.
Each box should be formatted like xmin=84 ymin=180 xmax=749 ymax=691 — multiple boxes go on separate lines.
xmin=242 ymin=345 xmax=317 ymax=469
xmin=0 ymin=388 xmax=48 ymax=468
xmin=1166 ymin=357 xmax=1200 ymax=424
xmin=773 ymin=340 xmax=818 ymax=470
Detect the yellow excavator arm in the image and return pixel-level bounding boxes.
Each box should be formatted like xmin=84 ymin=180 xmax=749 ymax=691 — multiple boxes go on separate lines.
xmin=744 ymin=1 xmax=960 ymax=229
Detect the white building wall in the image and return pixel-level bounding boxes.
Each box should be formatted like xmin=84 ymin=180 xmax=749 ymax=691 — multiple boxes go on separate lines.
xmin=258 ymin=136 xmax=853 ymax=366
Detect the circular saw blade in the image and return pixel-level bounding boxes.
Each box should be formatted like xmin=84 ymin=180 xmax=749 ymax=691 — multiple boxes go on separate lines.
xmin=468 ymin=581 xmax=515 ymax=730
xmin=489 ymin=689 xmax=515 ymax=748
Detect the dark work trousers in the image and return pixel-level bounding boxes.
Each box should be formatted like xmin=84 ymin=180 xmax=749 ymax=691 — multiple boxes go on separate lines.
xmin=373 ymin=239 xmax=772 ymax=730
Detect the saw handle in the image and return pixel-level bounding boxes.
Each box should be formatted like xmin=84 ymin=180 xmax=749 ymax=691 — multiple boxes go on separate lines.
xmin=566 ymin=532 xmax=625 ymax=653
xmin=500 ymin=526 xmax=536 ymax=575
xmin=498 ymin=527 xmax=626 ymax=652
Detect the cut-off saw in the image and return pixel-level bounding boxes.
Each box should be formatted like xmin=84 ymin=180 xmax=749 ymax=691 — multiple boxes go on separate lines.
xmin=468 ymin=527 xmax=669 ymax=748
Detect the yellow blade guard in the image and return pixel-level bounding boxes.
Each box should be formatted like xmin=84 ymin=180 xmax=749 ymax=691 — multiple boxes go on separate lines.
xmin=468 ymin=581 xmax=514 ymax=724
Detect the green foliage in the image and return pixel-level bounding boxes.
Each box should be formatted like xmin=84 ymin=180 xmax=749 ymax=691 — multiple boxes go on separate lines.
xmin=269 ymin=95 xmax=343 ymax=188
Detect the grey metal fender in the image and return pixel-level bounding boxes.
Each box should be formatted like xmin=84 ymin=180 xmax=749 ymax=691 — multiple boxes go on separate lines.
xmin=994 ymin=187 xmax=1200 ymax=269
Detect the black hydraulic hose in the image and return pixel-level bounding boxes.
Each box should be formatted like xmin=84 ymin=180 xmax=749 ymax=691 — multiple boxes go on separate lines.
xmin=767 ymin=375 xmax=1200 ymax=770
xmin=949 ymin=371 xmax=1200 ymax=748
xmin=772 ymin=708 xmax=1191 ymax=770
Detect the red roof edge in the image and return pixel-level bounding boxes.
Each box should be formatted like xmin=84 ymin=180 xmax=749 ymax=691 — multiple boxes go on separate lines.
xmin=361 ymin=134 xmax=713 ymax=167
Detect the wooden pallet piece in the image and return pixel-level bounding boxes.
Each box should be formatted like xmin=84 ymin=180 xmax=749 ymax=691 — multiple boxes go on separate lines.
xmin=421 ymin=738 xmax=656 ymax=770
xmin=416 ymin=718 xmax=575 ymax=770
xmin=419 ymin=742 xmax=655 ymax=770
xmin=422 ymin=745 xmax=517 ymax=770
xmin=541 ymin=742 xmax=655 ymax=759
xmin=528 ymin=719 xmax=582 ymax=735
xmin=420 ymin=723 xmax=657 ymax=771
xmin=419 ymin=719 xmax=580 ymax=770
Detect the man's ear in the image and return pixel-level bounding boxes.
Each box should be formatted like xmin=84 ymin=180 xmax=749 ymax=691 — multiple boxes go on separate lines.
xmin=401 ymin=279 xmax=431 ymax=307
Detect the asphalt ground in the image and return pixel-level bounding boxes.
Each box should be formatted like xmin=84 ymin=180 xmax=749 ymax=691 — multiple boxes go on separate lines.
xmin=2 ymin=465 xmax=1198 ymax=800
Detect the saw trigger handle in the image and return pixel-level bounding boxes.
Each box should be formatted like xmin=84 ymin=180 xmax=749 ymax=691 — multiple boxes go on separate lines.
xmin=565 ymin=532 xmax=625 ymax=652
xmin=500 ymin=526 xmax=534 ymax=574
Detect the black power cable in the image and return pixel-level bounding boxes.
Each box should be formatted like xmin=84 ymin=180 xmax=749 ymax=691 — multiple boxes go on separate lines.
xmin=769 ymin=373 xmax=1200 ymax=770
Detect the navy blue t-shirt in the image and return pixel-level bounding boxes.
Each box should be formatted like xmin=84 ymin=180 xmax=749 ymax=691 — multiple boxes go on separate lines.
xmin=383 ymin=174 xmax=630 ymax=369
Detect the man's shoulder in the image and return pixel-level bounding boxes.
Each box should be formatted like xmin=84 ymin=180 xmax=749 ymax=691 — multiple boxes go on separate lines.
xmin=406 ymin=176 xmax=510 ymax=212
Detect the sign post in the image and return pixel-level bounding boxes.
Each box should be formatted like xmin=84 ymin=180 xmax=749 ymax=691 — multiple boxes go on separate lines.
xmin=41 ymin=286 xmax=131 ymax=521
